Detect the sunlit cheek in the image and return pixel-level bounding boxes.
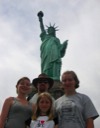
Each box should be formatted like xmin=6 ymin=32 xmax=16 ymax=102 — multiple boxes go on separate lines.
xmin=24 ymin=87 xmax=32 ymax=94
xmin=17 ymin=84 xmax=22 ymax=88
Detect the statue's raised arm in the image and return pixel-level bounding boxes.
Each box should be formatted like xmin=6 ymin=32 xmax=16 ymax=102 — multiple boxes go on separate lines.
xmin=37 ymin=11 xmax=45 ymax=33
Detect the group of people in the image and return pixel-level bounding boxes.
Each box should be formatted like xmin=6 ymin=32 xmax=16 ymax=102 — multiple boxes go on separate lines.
xmin=0 ymin=71 xmax=99 ymax=128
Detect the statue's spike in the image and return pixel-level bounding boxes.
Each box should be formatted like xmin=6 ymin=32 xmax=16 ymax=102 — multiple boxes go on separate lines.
xmin=46 ymin=25 xmax=49 ymax=28
xmin=55 ymin=29 xmax=59 ymax=31
xmin=53 ymin=23 xmax=55 ymax=27
xmin=50 ymin=23 xmax=51 ymax=27
xmin=55 ymin=26 xmax=58 ymax=29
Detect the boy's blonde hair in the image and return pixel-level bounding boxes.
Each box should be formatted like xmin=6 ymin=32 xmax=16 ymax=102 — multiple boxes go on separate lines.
xmin=32 ymin=92 xmax=54 ymax=120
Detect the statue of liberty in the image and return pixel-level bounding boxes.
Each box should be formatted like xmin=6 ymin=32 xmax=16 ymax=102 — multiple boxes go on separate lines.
xmin=37 ymin=11 xmax=68 ymax=80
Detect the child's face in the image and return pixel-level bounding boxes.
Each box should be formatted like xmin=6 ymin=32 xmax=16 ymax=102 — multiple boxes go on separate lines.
xmin=38 ymin=96 xmax=51 ymax=114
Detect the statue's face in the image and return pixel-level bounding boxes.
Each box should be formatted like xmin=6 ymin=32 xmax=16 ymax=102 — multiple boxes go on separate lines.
xmin=47 ymin=27 xmax=55 ymax=35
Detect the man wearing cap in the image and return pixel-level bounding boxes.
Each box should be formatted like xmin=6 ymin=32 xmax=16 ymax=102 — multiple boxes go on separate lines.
xmin=29 ymin=73 xmax=55 ymax=104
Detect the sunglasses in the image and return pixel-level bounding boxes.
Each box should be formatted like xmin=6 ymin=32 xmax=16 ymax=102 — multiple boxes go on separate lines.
xmin=38 ymin=81 xmax=48 ymax=84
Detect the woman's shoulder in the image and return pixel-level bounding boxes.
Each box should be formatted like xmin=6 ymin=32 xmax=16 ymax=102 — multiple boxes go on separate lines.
xmin=5 ymin=97 xmax=14 ymax=102
xmin=3 ymin=97 xmax=15 ymax=107
xmin=76 ymin=92 xmax=91 ymax=102
xmin=76 ymin=92 xmax=90 ymax=98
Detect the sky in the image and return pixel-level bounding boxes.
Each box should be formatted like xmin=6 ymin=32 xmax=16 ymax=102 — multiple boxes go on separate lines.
xmin=0 ymin=0 xmax=100 ymax=126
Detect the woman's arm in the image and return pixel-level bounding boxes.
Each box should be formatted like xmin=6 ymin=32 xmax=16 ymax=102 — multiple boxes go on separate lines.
xmin=86 ymin=118 xmax=94 ymax=128
xmin=0 ymin=97 xmax=13 ymax=128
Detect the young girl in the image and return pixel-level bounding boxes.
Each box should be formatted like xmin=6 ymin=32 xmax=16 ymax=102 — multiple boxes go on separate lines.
xmin=0 ymin=77 xmax=34 ymax=128
xmin=30 ymin=92 xmax=58 ymax=128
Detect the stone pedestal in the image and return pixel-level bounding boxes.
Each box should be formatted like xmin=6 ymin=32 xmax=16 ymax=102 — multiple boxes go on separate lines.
xmin=49 ymin=80 xmax=64 ymax=99
xmin=27 ymin=85 xmax=37 ymax=101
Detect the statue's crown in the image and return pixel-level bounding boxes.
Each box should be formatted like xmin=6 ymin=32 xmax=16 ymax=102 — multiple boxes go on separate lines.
xmin=46 ymin=23 xmax=59 ymax=31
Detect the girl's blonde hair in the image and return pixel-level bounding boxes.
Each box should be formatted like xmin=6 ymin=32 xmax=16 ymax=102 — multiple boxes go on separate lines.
xmin=32 ymin=92 xmax=54 ymax=120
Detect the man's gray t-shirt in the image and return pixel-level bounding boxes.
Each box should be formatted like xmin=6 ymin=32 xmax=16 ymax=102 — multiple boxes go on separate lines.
xmin=55 ymin=92 xmax=99 ymax=128
xmin=29 ymin=93 xmax=38 ymax=104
